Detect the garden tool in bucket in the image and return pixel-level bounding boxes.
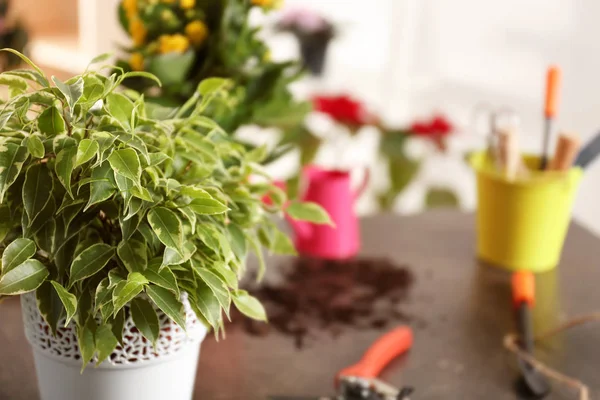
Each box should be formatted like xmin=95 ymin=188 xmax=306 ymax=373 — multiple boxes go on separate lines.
xmin=469 ymin=151 xmax=582 ymax=272
xmin=287 ymin=165 xmax=369 ymax=260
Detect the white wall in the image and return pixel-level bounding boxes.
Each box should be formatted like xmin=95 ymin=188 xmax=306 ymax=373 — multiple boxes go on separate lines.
xmin=270 ymin=0 xmax=600 ymax=234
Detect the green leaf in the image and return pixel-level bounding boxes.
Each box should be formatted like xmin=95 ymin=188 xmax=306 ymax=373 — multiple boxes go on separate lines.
xmin=69 ymin=244 xmax=114 ymax=286
xmin=36 ymin=281 xmax=64 ymax=335
xmin=94 ymin=278 xmax=113 ymax=312
xmin=23 ymin=164 xmax=54 ymax=225
xmin=196 ymin=224 xmax=234 ymax=262
xmin=188 ymin=197 xmax=228 ymax=215
xmin=52 ymin=76 xmax=84 ymax=110
xmin=0 ymin=259 xmax=48 ymax=295
xmin=120 ymin=71 xmax=162 ymax=87
xmin=112 ymin=272 xmax=147 ymax=313
xmin=148 ymin=153 xmax=170 ymax=166
xmin=226 ymin=225 xmax=247 ymax=262
xmin=191 ymin=283 xmax=221 ymax=330
xmin=55 ymin=146 xmax=77 ymax=198
xmin=88 ymin=53 xmax=112 ymax=66
xmin=192 ymin=260 xmax=231 ymax=317
xmin=270 ymin=229 xmax=297 ymax=255
xmin=246 ymin=145 xmax=268 ymax=163
xmin=180 ymin=131 xmax=218 ymax=163
xmin=247 ymin=235 xmax=266 ymax=282
xmin=197 ymin=77 xmax=230 ymax=97
xmin=131 ymin=298 xmax=160 ymax=346
xmin=162 ymin=240 xmax=195 ymax=267
xmin=233 ymin=290 xmax=267 ymax=321
xmin=53 ymin=135 xmax=77 ymax=154
xmin=81 ymin=74 xmax=104 ymax=105
xmin=2 ymin=238 xmax=36 ymax=274
xmin=146 ymin=285 xmax=186 ymax=329
xmin=26 ymin=135 xmax=45 ymax=159
xmin=0 ymin=74 xmax=28 ymax=95
xmin=111 ymin=308 xmax=125 ymax=344
xmin=106 ymin=93 xmax=134 ymax=129
xmin=50 ymin=281 xmax=77 ymax=326
xmin=117 ymin=238 xmax=147 ymax=273
xmin=3 ymin=69 xmax=48 ymax=88
xmin=75 ymin=139 xmax=98 ymax=167
xmin=115 ymin=134 xmax=150 ymax=164
xmin=147 ymin=207 xmax=183 ymax=251
xmin=0 ymin=49 xmax=49 ymax=86
xmin=147 ymin=51 xmax=194 ymax=86
xmin=0 ymin=205 xmax=11 ymax=242
xmin=108 ymin=148 xmax=141 ymax=183
xmin=91 ymin=132 xmax=117 ymax=164
xmin=131 ymin=186 xmax=152 ymax=202
xmin=75 ymin=286 xmax=93 ymax=326
xmin=286 ymin=201 xmax=333 ymax=225
xmin=114 ymin=173 xmax=134 ymax=209
xmin=38 ymin=106 xmax=66 ymax=135
xmin=0 ymin=143 xmax=28 ymax=202
xmin=120 ymin=213 xmax=141 ymax=241
xmin=143 ymin=263 xmax=179 ymax=297
xmin=95 ymin=323 xmax=118 ymax=366
xmin=108 ymin=268 xmax=125 ymax=288
xmin=85 ymin=162 xmax=116 ymax=210
xmin=210 ymin=263 xmax=238 ymax=290
xmin=78 ymin=319 xmax=96 ymax=372
xmin=178 ymin=206 xmax=197 ymax=234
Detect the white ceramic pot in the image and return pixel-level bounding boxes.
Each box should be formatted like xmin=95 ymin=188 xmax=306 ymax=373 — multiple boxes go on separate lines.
xmin=21 ymin=292 xmax=207 ymax=400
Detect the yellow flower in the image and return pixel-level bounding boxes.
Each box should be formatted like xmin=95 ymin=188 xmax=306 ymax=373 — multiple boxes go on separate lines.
xmin=159 ymin=34 xmax=190 ymax=54
xmin=180 ymin=0 xmax=195 ymax=9
xmin=122 ymin=0 xmax=138 ymax=20
xmin=252 ymin=0 xmax=283 ymax=8
xmin=129 ymin=53 xmax=145 ymax=71
xmin=185 ymin=20 xmax=208 ymax=46
xmin=129 ymin=17 xmax=148 ymax=46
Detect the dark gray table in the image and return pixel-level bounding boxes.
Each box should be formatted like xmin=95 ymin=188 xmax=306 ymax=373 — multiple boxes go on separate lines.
xmin=2 ymin=211 xmax=600 ymax=399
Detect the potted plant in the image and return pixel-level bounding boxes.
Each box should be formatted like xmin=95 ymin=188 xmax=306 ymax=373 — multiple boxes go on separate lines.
xmin=116 ymin=0 xmax=310 ymax=136
xmin=0 ymin=49 xmax=330 ymax=400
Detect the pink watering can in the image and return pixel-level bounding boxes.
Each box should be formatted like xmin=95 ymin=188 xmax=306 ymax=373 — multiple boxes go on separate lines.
xmin=287 ymin=165 xmax=369 ymax=260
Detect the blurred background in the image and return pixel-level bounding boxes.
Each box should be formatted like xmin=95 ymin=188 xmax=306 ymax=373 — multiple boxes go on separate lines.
xmin=11 ymin=0 xmax=600 ymax=234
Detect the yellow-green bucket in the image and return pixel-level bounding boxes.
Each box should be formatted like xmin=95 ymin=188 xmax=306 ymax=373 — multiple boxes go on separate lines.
xmin=469 ymin=151 xmax=582 ymax=272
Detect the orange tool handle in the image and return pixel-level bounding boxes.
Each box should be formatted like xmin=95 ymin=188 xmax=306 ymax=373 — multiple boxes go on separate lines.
xmin=336 ymin=326 xmax=413 ymax=384
xmin=544 ymin=66 xmax=561 ymax=118
xmin=512 ymin=271 xmax=535 ymax=307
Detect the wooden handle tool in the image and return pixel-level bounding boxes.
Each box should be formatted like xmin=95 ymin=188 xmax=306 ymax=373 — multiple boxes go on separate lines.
xmin=549 ymin=132 xmax=581 ymax=171
xmin=497 ymin=129 xmax=523 ymax=180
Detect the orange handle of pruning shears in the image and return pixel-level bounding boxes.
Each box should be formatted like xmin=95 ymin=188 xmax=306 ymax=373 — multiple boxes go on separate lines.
xmin=512 ymin=271 xmax=535 ymax=307
xmin=545 ymin=66 xmax=561 ymax=118
xmin=336 ymin=326 xmax=413 ymax=385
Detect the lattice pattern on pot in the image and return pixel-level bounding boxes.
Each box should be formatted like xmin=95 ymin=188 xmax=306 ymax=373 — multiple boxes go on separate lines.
xmin=21 ymin=292 xmax=207 ymax=366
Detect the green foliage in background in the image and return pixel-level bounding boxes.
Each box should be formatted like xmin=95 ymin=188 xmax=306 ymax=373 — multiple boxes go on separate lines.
xmin=0 ymin=49 xmax=330 ymax=368
xmin=116 ymin=0 xmax=310 ymax=134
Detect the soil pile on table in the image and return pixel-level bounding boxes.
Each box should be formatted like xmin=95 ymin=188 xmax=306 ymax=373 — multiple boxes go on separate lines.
xmin=230 ymin=257 xmax=414 ymax=348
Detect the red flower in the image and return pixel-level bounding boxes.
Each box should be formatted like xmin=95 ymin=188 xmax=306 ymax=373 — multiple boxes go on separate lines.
xmin=410 ymin=115 xmax=454 ymax=138
xmin=313 ymin=95 xmax=375 ymax=125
